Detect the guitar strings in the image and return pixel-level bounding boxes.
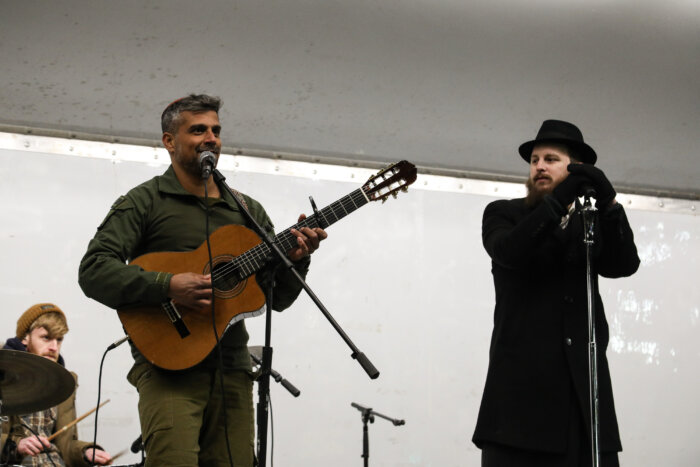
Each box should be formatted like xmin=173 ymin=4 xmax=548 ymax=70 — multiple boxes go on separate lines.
xmin=211 ymin=188 xmax=369 ymax=285
xmin=211 ymin=166 xmax=411 ymax=288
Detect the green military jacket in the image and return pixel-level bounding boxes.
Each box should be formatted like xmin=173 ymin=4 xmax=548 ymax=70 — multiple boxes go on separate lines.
xmin=78 ymin=166 xmax=309 ymax=370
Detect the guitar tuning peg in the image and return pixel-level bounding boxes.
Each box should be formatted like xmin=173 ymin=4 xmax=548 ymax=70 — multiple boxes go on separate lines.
xmin=401 ymin=186 xmax=408 ymax=192
xmin=391 ymin=192 xmax=398 ymax=199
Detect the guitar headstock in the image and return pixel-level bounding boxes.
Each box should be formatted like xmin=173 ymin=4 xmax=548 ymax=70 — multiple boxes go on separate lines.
xmin=362 ymin=160 xmax=417 ymax=202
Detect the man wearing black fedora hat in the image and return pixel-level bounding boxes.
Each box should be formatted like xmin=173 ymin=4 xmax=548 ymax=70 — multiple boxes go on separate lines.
xmin=472 ymin=120 xmax=640 ymax=466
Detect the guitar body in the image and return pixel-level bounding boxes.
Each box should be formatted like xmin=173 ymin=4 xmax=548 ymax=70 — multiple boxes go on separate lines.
xmin=117 ymin=224 xmax=266 ymax=370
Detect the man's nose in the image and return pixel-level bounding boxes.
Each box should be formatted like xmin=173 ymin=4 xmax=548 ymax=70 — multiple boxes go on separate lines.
xmin=48 ymin=339 xmax=59 ymax=351
xmin=203 ymin=129 xmax=218 ymax=143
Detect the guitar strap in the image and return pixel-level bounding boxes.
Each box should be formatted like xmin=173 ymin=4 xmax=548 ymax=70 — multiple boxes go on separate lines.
xmin=229 ymin=188 xmax=249 ymax=212
xmin=217 ymin=180 xmax=257 ymax=230
xmin=219 ymin=179 xmax=272 ymax=237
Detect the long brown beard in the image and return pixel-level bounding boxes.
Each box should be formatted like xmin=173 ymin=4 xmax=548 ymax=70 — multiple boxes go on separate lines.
xmin=525 ymin=177 xmax=553 ymax=207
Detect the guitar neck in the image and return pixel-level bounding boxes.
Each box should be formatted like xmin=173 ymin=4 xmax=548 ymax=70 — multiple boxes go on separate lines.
xmin=230 ymin=187 xmax=369 ymax=278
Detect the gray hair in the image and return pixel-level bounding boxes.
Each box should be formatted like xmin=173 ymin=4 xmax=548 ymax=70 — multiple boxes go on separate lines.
xmin=161 ymin=94 xmax=222 ymax=134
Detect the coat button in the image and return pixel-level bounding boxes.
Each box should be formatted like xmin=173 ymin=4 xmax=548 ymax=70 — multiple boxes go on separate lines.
xmin=566 ymin=338 xmax=572 ymax=346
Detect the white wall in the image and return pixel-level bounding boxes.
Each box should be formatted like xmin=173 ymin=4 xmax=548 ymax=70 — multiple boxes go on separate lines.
xmin=1 ymin=143 xmax=698 ymax=466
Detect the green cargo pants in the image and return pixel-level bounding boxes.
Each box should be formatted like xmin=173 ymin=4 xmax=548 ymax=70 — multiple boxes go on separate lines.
xmin=128 ymin=361 xmax=256 ymax=466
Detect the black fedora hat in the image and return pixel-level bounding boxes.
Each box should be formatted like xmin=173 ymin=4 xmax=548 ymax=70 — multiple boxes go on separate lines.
xmin=518 ymin=119 xmax=597 ymax=165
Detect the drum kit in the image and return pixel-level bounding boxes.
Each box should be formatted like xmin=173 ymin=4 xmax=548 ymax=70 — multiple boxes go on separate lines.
xmin=0 ymin=349 xmax=74 ymax=464
xmin=0 ymin=349 xmax=143 ymax=466
xmin=1 ymin=351 xmax=136 ymax=467
xmin=0 ymin=346 xmax=284 ymax=466
xmin=0 ymin=349 xmax=75 ymax=417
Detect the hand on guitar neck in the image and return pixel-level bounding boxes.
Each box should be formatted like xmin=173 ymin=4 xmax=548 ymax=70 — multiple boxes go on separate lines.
xmin=287 ymin=213 xmax=328 ymax=261
xmin=168 ymin=213 xmax=327 ymax=309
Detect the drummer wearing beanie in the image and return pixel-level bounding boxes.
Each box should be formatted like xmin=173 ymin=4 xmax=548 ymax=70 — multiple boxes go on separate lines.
xmin=2 ymin=303 xmax=112 ymax=466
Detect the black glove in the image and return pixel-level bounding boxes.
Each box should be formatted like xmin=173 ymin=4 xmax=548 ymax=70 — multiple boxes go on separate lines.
xmin=567 ymin=164 xmax=616 ymax=208
xmin=551 ymin=172 xmax=590 ymax=210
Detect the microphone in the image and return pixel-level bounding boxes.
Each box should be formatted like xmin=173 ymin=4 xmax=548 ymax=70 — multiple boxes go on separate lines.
xmin=581 ymin=184 xmax=597 ymax=199
xmin=130 ymin=434 xmax=143 ymax=453
xmin=198 ymin=151 xmax=217 ymax=180
xmin=107 ymin=335 xmax=129 ymax=351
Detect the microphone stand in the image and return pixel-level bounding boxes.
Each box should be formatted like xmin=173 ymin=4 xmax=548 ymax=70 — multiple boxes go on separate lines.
xmin=130 ymin=434 xmax=145 ymax=466
xmin=212 ymin=169 xmax=379 ymax=467
xmin=581 ymin=195 xmax=600 ymax=467
xmin=250 ymin=349 xmax=301 ymax=397
xmin=350 ymin=403 xmax=405 ymax=467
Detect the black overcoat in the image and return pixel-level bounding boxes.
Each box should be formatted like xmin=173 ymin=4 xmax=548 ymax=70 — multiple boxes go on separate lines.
xmin=472 ymin=196 xmax=639 ymax=453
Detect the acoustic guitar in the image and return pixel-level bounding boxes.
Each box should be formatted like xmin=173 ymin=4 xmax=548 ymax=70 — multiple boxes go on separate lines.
xmin=117 ymin=161 xmax=417 ymax=370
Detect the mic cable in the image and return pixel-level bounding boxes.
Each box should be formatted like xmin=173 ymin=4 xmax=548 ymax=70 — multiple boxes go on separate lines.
xmin=91 ymin=335 xmax=129 ymax=465
xmin=203 ymin=176 xmax=236 ymax=467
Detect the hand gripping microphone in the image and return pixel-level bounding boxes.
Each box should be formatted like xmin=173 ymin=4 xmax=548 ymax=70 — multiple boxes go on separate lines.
xmin=581 ymin=184 xmax=597 ymax=199
xmin=198 ymin=151 xmax=217 ymax=180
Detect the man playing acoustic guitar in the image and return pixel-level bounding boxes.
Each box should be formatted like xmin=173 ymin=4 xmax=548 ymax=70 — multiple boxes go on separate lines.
xmin=79 ymin=94 xmax=327 ymax=466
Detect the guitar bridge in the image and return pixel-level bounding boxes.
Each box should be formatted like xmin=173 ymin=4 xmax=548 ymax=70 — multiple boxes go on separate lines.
xmin=163 ymin=300 xmax=191 ymax=339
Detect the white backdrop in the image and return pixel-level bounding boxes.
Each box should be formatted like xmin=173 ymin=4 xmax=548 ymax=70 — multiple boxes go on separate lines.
xmin=1 ymin=145 xmax=698 ymax=466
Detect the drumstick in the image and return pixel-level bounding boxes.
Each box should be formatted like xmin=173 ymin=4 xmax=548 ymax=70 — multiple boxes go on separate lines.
xmin=47 ymin=399 xmax=110 ymax=442
xmin=110 ymin=448 xmax=127 ymax=462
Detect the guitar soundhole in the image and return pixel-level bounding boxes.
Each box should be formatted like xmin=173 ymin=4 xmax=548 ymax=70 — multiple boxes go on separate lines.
xmin=204 ymin=255 xmax=247 ymax=299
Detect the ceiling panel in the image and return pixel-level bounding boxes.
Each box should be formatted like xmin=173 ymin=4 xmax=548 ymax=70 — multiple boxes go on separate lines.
xmin=2 ymin=0 xmax=698 ymax=197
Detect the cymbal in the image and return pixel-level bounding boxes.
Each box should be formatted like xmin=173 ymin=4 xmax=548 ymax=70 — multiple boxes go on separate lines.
xmin=0 ymin=349 xmax=75 ymax=416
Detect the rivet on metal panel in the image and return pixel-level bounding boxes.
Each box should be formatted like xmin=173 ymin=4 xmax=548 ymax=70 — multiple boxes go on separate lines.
xmin=112 ymin=150 xmax=117 ymax=156
xmin=24 ymin=141 xmax=30 ymax=148
xmin=69 ymin=146 xmax=74 ymax=152
xmin=275 ymin=166 xmax=279 ymax=172
xmin=459 ymin=184 xmax=463 ymax=189
xmin=658 ymin=202 xmax=664 ymax=208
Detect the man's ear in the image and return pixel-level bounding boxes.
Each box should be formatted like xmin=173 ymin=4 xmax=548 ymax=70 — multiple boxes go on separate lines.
xmin=162 ymin=132 xmax=175 ymax=153
xmin=21 ymin=334 xmax=29 ymax=346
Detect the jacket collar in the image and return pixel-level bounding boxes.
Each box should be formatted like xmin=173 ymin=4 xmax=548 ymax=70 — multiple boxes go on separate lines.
xmin=157 ymin=165 xmax=240 ymax=211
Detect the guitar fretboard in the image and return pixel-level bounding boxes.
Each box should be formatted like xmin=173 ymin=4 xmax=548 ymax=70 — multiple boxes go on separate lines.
xmin=215 ymin=188 xmax=369 ymax=283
